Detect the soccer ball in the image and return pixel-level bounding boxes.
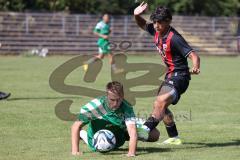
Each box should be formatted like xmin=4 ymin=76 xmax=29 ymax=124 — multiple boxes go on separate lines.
xmin=92 ymin=129 xmax=116 ymax=152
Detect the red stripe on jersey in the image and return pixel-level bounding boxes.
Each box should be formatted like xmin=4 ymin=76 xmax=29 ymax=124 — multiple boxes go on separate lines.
xmin=166 ymin=32 xmax=174 ymax=78
xmin=154 ymin=32 xmax=165 ymax=62
xmin=154 ymin=31 xmax=175 ymax=78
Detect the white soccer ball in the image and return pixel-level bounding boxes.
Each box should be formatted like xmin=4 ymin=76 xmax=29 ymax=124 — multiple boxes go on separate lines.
xmin=92 ymin=129 xmax=116 ymax=152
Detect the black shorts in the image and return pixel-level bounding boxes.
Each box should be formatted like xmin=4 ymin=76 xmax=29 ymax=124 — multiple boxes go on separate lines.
xmin=158 ymin=74 xmax=190 ymax=105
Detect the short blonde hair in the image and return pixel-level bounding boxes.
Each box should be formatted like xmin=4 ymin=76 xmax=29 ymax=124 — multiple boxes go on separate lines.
xmin=106 ymin=81 xmax=124 ymax=97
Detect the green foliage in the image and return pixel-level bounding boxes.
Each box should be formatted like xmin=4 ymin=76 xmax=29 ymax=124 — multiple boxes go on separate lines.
xmin=64 ymin=0 xmax=137 ymax=14
xmin=24 ymin=0 xmax=67 ymax=11
xmin=0 ymin=0 xmax=25 ymax=11
xmin=147 ymin=0 xmax=239 ymax=16
xmin=0 ymin=0 xmax=239 ymax=16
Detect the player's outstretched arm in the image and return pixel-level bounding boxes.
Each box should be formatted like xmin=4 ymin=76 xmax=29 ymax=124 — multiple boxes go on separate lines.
xmin=188 ymin=52 xmax=200 ymax=75
xmin=134 ymin=2 xmax=148 ymax=30
xmin=71 ymin=121 xmax=84 ymax=156
xmin=126 ymin=123 xmax=138 ymax=157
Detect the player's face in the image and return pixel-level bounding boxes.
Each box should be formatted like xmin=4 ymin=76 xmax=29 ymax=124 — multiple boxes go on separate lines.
xmin=103 ymin=14 xmax=110 ymax=23
xmin=107 ymin=91 xmax=123 ymax=110
xmin=153 ymin=20 xmax=170 ymax=35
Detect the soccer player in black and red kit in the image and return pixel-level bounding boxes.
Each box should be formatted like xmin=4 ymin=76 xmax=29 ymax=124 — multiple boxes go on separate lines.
xmin=134 ymin=2 xmax=200 ymax=145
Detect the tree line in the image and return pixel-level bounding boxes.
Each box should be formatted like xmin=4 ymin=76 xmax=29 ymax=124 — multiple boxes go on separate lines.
xmin=0 ymin=0 xmax=239 ymax=16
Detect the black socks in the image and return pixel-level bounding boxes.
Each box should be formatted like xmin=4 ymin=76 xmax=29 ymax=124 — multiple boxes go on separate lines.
xmin=165 ymin=123 xmax=178 ymax=137
xmin=144 ymin=116 xmax=160 ymax=131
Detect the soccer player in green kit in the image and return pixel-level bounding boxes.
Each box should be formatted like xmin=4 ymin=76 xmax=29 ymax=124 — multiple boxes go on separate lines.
xmin=71 ymin=81 xmax=160 ymax=157
xmin=83 ymin=14 xmax=122 ymax=73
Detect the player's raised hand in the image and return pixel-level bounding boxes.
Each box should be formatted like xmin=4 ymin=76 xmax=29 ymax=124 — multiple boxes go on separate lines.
xmin=126 ymin=153 xmax=136 ymax=157
xmin=134 ymin=2 xmax=148 ymax=15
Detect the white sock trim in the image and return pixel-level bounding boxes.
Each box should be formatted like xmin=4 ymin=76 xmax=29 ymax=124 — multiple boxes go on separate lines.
xmin=80 ymin=130 xmax=88 ymax=144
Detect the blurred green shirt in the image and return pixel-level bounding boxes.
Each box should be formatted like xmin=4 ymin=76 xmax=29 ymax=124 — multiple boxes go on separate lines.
xmin=93 ymin=20 xmax=110 ymax=46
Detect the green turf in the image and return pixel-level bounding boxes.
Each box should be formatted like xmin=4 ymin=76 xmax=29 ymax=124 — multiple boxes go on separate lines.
xmin=0 ymin=55 xmax=240 ymax=160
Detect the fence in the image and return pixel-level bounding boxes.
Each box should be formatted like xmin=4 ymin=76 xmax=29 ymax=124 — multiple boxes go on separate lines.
xmin=0 ymin=12 xmax=239 ymax=55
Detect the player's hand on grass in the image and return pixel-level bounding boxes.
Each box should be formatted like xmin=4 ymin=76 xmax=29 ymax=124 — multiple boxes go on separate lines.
xmin=190 ymin=67 xmax=200 ymax=75
xmin=71 ymin=151 xmax=83 ymax=156
xmin=134 ymin=1 xmax=148 ymax=15
xmin=126 ymin=153 xmax=136 ymax=157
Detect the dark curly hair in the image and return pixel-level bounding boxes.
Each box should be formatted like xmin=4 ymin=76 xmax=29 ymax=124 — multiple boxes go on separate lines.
xmin=150 ymin=6 xmax=172 ymax=22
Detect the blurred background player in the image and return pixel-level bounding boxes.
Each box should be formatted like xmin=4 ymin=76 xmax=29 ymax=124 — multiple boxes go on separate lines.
xmin=0 ymin=91 xmax=11 ymax=100
xmin=71 ymin=81 xmax=160 ymax=157
xmin=83 ymin=14 xmax=123 ymax=73
xmin=134 ymin=2 xmax=200 ymax=145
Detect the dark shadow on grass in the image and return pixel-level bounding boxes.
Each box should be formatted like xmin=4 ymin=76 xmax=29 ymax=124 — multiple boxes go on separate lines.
xmin=101 ymin=147 xmax=171 ymax=155
xmin=6 ymin=96 xmax=83 ymax=101
xmin=183 ymin=139 xmax=240 ymax=149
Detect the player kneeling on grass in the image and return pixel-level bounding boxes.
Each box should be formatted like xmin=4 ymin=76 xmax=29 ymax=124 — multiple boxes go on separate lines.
xmin=71 ymin=81 xmax=160 ymax=157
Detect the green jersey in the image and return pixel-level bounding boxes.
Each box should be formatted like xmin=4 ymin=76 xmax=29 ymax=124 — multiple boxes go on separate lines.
xmin=94 ymin=21 xmax=110 ymax=46
xmin=78 ymin=96 xmax=135 ymax=151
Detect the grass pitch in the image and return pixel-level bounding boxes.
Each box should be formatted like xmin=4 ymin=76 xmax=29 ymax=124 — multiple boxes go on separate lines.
xmin=0 ymin=55 xmax=240 ymax=160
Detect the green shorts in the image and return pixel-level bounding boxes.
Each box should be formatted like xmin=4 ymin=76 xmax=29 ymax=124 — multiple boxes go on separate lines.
xmin=87 ymin=120 xmax=127 ymax=151
xmin=98 ymin=40 xmax=110 ymax=54
xmin=86 ymin=118 xmax=146 ymax=151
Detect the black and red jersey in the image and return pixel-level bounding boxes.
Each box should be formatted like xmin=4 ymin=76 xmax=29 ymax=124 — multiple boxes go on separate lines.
xmin=146 ymin=23 xmax=193 ymax=78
